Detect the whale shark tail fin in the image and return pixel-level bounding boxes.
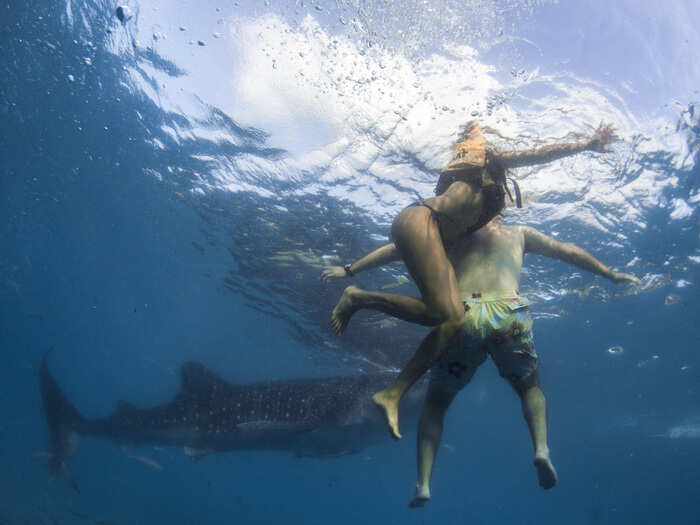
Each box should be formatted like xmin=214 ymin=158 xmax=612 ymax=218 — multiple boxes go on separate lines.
xmin=39 ymin=353 xmax=85 ymax=485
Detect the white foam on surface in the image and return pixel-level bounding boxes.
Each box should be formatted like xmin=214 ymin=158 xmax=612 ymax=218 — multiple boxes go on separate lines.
xmin=109 ymin=2 xmax=697 ymax=241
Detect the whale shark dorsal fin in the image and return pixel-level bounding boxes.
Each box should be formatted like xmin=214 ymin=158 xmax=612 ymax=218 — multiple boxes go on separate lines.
xmin=179 ymin=361 xmax=231 ymax=397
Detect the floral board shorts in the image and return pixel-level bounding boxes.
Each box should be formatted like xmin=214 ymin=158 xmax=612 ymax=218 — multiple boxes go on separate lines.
xmin=431 ymin=291 xmax=537 ymax=392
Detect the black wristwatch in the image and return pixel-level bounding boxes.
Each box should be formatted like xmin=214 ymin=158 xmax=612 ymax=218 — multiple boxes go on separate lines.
xmin=344 ymin=264 xmax=354 ymax=277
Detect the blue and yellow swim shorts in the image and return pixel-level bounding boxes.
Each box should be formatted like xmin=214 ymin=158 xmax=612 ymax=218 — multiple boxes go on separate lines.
xmin=433 ymin=291 xmax=537 ymax=389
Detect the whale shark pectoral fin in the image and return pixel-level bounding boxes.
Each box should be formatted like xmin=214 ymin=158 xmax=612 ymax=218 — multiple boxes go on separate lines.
xmin=293 ymin=430 xmax=361 ymax=458
xmin=295 ymin=444 xmax=360 ymax=459
xmin=184 ymin=446 xmax=214 ymax=460
xmin=120 ymin=445 xmax=164 ymax=471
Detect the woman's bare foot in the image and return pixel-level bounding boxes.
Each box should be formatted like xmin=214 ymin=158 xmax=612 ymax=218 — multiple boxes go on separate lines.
xmin=409 ymin=484 xmax=431 ymax=508
xmin=534 ymin=453 xmax=558 ymax=489
xmin=330 ymin=286 xmax=361 ymax=335
xmin=372 ymin=390 xmax=402 ymax=440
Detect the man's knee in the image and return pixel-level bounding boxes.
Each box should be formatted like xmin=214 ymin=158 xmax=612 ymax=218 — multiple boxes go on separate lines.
xmin=508 ymin=371 xmax=538 ymax=396
xmin=422 ymin=389 xmax=457 ymax=424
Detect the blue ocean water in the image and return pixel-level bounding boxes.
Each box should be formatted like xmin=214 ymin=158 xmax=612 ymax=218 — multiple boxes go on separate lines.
xmin=1 ymin=1 xmax=699 ymax=524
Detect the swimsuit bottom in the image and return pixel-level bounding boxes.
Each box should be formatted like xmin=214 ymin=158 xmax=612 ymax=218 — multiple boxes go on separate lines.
xmin=408 ymin=183 xmax=506 ymax=245
xmin=431 ymin=291 xmax=537 ymax=391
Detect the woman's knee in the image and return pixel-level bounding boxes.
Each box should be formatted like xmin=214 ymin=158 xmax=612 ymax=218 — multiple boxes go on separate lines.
xmin=424 ymin=304 xmax=463 ymax=326
xmin=436 ymin=316 xmax=464 ymax=339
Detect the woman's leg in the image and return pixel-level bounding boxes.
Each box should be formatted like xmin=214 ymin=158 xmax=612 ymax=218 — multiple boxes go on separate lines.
xmin=372 ymin=205 xmax=467 ymax=439
xmin=331 ymin=205 xmax=464 ymax=333
xmin=331 ymin=286 xmax=440 ymax=335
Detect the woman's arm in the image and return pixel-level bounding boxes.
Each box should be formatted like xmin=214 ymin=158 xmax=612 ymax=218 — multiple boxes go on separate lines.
xmin=494 ymin=123 xmax=618 ymax=169
xmin=320 ymin=243 xmax=401 ymax=282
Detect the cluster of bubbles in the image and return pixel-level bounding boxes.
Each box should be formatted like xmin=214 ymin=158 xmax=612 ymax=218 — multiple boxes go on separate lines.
xmin=258 ymin=0 xmax=553 ymax=60
xmin=105 ymin=3 xmax=695 ymax=338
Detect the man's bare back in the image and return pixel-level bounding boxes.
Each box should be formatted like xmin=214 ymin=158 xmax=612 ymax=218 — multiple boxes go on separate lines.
xmin=448 ymin=221 xmax=525 ymax=295
xmin=450 ymin=219 xmax=638 ymax=297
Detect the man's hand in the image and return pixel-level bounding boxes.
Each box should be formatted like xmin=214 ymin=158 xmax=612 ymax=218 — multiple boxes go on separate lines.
xmin=588 ymin=122 xmax=619 ymax=153
xmin=321 ymin=266 xmax=347 ymax=282
xmin=611 ymin=271 xmax=641 ymax=286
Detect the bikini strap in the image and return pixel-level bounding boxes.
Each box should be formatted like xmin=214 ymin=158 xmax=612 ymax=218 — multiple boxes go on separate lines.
xmin=504 ymin=177 xmax=522 ymax=208
xmin=419 ymin=200 xmax=461 ymax=228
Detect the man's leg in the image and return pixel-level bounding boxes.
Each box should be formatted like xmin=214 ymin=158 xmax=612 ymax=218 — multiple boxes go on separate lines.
xmin=508 ymin=370 xmax=557 ymax=489
xmin=410 ymin=371 xmax=473 ymax=508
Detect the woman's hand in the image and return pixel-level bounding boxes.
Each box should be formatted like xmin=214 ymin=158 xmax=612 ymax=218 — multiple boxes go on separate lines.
xmin=611 ymin=271 xmax=641 ymax=286
xmin=588 ymin=122 xmax=619 ymax=153
xmin=320 ymin=266 xmax=347 ymax=282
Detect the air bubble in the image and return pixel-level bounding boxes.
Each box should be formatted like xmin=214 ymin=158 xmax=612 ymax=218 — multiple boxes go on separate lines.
xmin=607 ymin=345 xmax=624 ymax=355
xmin=664 ymin=294 xmax=679 ymax=305
xmin=115 ymin=5 xmax=133 ymax=23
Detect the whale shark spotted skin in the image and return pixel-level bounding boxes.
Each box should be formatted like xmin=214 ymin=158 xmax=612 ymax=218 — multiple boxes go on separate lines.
xmin=40 ymin=356 xmax=425 ymax=486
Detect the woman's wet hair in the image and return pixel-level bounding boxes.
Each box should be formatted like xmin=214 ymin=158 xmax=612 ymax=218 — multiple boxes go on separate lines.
xmin=485 ymin=150 xmax=507 ymax=183
xmin=434 ymin=150 xmax=508 ymax=196
xmin=434 ymin=166 xmax=480 ymax=195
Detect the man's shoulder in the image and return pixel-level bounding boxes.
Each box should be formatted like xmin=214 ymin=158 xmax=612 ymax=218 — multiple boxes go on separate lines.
xmin=498 ymin=224 xmax=532 ymax=236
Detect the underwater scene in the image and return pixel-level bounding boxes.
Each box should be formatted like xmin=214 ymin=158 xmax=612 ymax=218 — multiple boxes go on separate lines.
xmin=1 ymin=0 xmax=699 ymax=523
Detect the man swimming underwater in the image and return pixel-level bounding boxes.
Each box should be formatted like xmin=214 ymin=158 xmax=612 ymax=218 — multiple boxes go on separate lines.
xmin=322 ymin=217 xmax=639 ymax=506
xmin=325 ymin=121 xmax=617 ymax=441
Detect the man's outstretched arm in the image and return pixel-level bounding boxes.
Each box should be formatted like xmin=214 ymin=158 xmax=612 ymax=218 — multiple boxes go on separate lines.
xmin=493 ymin=123 xmax=618 ymax=169
xmin=522 ymin=227 xmax=640 ymax=284
xmin=320 ymin=242 xmax=400 ymax=282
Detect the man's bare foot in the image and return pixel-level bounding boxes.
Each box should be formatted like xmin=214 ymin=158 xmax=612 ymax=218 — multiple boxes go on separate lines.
xmin=409 ymin=485 xmax=430 ymax=508
xmin=534 ymin=453 xmax=558 ymax=490
xmin=330 ymin=286 xmax=361 ymax=335
xmin=372 ymin=390 xmax=402 ymax=440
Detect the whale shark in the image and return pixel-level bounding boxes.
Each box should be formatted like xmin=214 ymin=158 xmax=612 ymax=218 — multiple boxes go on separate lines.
xmin=40 ymin=356 xmax=426 ymax=487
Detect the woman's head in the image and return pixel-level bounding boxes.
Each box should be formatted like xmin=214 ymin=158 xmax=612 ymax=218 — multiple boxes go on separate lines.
xmin=435 ymin=121 xmax=508 ymax=195
xmin=435 ymin=152 xmax=508 ymax=196
xmin=448 ymin=122 xmax=487 ymax=169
